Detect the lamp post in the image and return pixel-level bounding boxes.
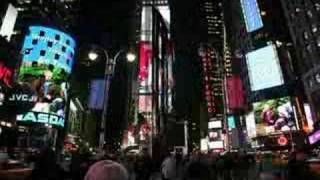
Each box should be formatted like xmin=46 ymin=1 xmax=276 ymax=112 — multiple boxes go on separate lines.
xmin=88 ymin=47 xmax=136 ymax=151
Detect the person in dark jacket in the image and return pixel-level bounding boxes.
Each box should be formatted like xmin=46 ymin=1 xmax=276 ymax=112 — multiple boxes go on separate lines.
xmin=30 ymin=147 xmax=66 ymax=180
xmin=184 ymin=160 xmax=213 ymax=180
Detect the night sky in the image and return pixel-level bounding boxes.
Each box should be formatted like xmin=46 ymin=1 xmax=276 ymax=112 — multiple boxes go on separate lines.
xmin=73 ymin=0 xmax=202 ymax=122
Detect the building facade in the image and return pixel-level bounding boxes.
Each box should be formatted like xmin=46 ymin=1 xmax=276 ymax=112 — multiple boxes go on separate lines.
xmin=280 ymin=0 xmax=320 ymax=121
xmin=224 ymin=0 xmax=310 ymax=149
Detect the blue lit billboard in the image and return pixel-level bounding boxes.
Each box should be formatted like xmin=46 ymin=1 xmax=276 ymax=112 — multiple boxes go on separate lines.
xmin=17 ymin=26 xmax=76 ymax=128
xmin=246 ymin=44 xmax=284 ymax=91
xmin=21 ymin=26 xmax=76 ymax=73
xmin=227 ymin=116 xmax=236 ymax=130
xmin=240 ymin=0 xmax=264 ymax=32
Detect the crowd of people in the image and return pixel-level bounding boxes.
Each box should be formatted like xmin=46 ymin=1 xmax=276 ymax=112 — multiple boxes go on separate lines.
xmin=0 ymin=146 xmax=319 ymax=180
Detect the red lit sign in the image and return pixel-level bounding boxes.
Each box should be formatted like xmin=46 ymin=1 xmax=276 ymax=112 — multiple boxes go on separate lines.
xmin=0 ymin=61 xmax=14 ymax=87
xmin=277 ymin=135 xmax=288 ymax=146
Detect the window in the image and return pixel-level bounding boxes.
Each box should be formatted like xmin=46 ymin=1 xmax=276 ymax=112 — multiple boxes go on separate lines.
xmin=55 ymin=34 xmax=60 ymax=40
xmin=39 ymin=31 xmax=45 ymax=36
xmin=303 ymin=31 xmax=309 ymax=40
xmin=32 ymin=39 xmax=38 ymax=45
xmin=312 ymin=24 xmax=318 ymax=33
xmin=66 ymin=39 xmax=70 ymax=45
xmin=54 ymin=54 xmax=60 ymax=60
xmin=315 ymin=3 xmax=320 ymax=11
xmin=47 ymin=41 xmax=53 ymax=47
xmin=307 ymin=10 xmax=313 ymax=18
xmin=306 ymin=44 xmax=312 ymax=53
xmin=62 ymin=46 xmax=66 ymax=52
xmin=67 ymin=59 xmax=70 ymax=65
xmin=40 ymin=50 xmax=46 ymax=56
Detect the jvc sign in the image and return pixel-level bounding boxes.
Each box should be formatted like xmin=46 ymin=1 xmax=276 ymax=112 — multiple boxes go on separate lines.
xmin=17 ymin=111 xmax=64 ymax=128
xmin=8 ymin=93 xmax=37 ymax=102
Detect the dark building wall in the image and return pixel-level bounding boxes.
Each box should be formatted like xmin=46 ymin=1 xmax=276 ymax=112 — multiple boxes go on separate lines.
xmin=280 ymin=0 xmax=320 ymax=119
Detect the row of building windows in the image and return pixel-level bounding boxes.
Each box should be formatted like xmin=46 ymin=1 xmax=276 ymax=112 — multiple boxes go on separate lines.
xmin=31 ymin=39 xmax=73 ymax=55
xmin=37 ymin=30 xmax=72 ymax=45
xmin=38 ymin=50 xmax=71 ymax=65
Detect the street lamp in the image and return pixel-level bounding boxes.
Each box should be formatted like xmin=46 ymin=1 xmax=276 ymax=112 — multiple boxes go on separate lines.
xmin=87 ymin=47 xmax=136 ymax=151
xmin=88 ymin=52 xmax=99 ymax=61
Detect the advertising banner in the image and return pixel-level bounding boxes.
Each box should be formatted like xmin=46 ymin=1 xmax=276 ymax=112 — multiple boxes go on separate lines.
xmin=0 ymin=4 xmax=18 ymax=41
xmin=88 ymin=79 xmax=107 ymax=110
xmin=0 ymin=36 xmax=19 ymax=88
xmin=138 ymin=41 xmax=152 ymax=94
xmin=227 ymin=116 xmax=236 ymax=130
xmin=308 ymin=129 xmax=320 ymax=145
xmin=226 ymin=75 xmax=244 ymax=109
xmin=245 ymin=112 xmax=256 ymax=138
xmin=240 ymin=0 xmax=263 ymax=32
xmin=16 ymin=26 xmax=76 ymax=128
xmin=253 ymin=96 xmax=296 ymax=136
xmin=246 ymin=44 xmax=284 ymax=91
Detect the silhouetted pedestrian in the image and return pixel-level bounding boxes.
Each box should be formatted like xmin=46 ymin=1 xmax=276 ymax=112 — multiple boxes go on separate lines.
xmin=161 ymin=151 xmax=176 ymax=180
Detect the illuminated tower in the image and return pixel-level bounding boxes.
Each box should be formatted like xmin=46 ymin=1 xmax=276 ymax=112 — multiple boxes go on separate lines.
xmin=135 ymin=0 xmax=173 ymax=156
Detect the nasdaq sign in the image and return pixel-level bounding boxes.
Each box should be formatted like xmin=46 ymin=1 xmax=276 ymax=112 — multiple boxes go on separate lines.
xmin=241 ymin=0 xmax=264 ymax=32
xmin=17 ymin=111 xmax=64 ymax=127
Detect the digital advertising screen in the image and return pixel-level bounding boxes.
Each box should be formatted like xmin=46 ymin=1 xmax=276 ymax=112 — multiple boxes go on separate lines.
xmin=16 ymin=26 xmax=76 ymax=128
xmin=246 ymin=44 xmax=284 ymax=91
xmin=227 ymin=116 xmax=236 ymax=130
xmin=240 ymin=0 xmax=263 ymax=32
xmin=308 ymin=129 xmax=320 ymax=145
xmin=253 ymin=96 xmax=296 ymax=136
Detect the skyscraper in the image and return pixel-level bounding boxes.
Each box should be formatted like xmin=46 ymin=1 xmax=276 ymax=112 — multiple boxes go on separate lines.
xmin=281 ymin=0 xmax=320 ymax=121
xmin=134 ymin=0 xmax=173 ymax=157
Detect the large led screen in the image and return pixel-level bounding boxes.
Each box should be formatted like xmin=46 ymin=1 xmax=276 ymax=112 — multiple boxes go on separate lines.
xmin=253 ymin=97 xmax=296 ymax=136
xmin=21 ymin=26 xmax=75 ymax=73
xmin=240 ymin=0 xmax=263 ymax=32
xmin=16 ymin=26 xmax=76 ymax=128
xmin=246 ymin=44 xmax=284 ymax=91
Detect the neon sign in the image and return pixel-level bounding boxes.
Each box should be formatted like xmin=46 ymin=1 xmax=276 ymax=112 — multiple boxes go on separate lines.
xmin=17 ymin=111 xmax=64 ymax=127
xmin=0 ymin=61 xmax=13 ymax=87
xmin=8 ymin=94 xmax=38 ymax=102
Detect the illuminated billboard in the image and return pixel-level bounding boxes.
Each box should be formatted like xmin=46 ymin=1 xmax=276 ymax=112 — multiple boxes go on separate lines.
xmin=0 ymin=4 xmax=18 ymax=41
xmin=208 ymin=121 xmax=222 ymax=129
xmin=246 ymin=44 xmax=284 ymax=91
xmin=226 ymin=75 xmax=244 ymax=109
xmin=253 ymin=97 xmax=296 ymax=136
xmin=245 ymin=112 xmax=256 ymax=138
xmin=17 ymin=26 xmax=76 ymax=128
xmin=240 ymin=0 xmax=263 ymax=32
xmin=227 ymin=116 xmax=236 ymax=130
xmin=21 ymin=26 xmax=76 ymax=73
xmin=308 ymin=129 xmax=320 ymax=145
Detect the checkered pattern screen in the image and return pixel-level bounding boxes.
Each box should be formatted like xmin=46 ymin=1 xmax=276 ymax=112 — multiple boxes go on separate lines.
xmin=22 ymin=26 xmax=76 ymax=73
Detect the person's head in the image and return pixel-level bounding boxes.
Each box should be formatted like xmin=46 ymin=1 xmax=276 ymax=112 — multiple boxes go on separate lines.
xmin=84 ymin=160 xmax=128 ymax=180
